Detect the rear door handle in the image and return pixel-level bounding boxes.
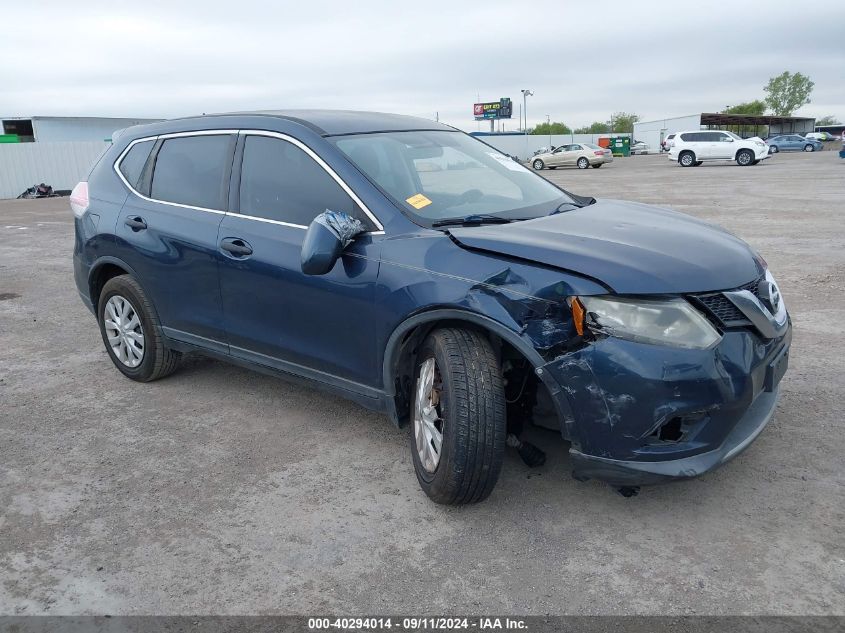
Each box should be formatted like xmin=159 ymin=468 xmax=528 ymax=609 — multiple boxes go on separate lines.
xmin=220 ymin=237 xmax=253 ymax=258
xmin=124 ymin=216 xmax=147 ymax=231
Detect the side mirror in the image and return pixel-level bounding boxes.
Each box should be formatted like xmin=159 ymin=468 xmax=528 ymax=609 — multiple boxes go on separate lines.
xmin=301 ymin=210 xmax=365 ymax=276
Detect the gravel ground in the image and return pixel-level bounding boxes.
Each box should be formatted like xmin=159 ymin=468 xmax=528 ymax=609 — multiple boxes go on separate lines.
xmin=1 ymin=150 xmax=843 ymax=615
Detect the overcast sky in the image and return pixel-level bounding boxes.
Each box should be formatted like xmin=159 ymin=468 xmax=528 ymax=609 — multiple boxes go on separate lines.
xmin=3 ymin=0 xmax=843 ymax=130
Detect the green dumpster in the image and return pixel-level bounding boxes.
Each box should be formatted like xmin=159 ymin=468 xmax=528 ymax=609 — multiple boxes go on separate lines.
xmin=609 ymin=136 xmax=630 ymax=157
xmin=0 ymin=134 xmax=20 ymax=143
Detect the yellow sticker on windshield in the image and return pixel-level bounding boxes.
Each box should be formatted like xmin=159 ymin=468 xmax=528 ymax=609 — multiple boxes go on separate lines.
xmin=406 ymin=193 xmax=432 ymax=209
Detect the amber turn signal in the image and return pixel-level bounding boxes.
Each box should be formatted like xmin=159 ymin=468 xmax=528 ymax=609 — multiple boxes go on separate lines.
xmin=570 ymin=297 xmax=586 ymax=336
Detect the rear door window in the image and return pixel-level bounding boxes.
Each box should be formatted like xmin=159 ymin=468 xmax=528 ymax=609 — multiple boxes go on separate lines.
xmin=118 ymin=140 xmax=154 ymax=190
xmin=150 ymin=134 xmax=234 ymax=210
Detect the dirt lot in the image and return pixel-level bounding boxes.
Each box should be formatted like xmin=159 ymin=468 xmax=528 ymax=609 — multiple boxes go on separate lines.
xmin=1 ymin=151 xmax=843 ymax=615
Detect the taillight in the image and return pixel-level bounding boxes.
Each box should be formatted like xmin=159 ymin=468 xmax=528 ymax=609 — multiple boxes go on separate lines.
xmin=594 ymin=151 xmax=604 ymax=156
xmin=70 ymin=181 xmax=89 ymax=218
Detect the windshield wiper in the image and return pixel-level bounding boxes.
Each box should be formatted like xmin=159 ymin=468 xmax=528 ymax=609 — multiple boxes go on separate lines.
xmin=431 ymin=214 xmax=514 ymax=228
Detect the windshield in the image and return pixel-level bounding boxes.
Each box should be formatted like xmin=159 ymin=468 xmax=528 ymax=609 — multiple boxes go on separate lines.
xmin=725 ymin=131 xmax=743 ymax=140
xmin=331 ymin=130 xmax=574 ymax=226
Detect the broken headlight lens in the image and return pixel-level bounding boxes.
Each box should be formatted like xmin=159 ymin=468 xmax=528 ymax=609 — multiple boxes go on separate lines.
xmin=576 ymin=296 xmax=721 ymax=349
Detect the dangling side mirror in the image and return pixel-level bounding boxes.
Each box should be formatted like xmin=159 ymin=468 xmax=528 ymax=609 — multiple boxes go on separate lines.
xmin=301 ymin=210 xmax=365 ymax=276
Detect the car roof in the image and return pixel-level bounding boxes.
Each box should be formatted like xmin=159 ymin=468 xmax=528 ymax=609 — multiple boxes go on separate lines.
xmin=175 ymin=109 xmax=455 ymax=137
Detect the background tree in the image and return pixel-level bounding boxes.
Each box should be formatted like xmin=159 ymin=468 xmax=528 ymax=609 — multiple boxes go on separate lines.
xmin=530 ymin=121 xmax=571 ymax=135
xmin=763 ymin=71 xmax=814 ymax=116
xmin=574 ymin=121 xmax=610 ymax=134
xmin=815 ymin=115 xmax=841 ymax=126
xmin=722 ymin=100 xmax=766 ymax=115
xmin=721 ymin=100 xmax=767 ymax=136
xmin=609 ymin=112 xmax=640 ymax=134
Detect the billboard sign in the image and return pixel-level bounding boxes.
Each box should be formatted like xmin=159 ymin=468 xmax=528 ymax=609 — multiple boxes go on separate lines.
xmin=473 ymin=98 xmax=512 ymax=120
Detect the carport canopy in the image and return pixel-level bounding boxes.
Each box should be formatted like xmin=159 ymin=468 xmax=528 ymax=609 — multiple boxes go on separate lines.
xmin=700 ymin=113 xmax=815 ymax=135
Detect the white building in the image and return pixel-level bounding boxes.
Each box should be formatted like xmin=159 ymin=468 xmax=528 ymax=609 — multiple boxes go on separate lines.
xmin=1 ymin=115 xmax=160 ymax=143
xmin=633 ymin=115 xmax=701 ymax=151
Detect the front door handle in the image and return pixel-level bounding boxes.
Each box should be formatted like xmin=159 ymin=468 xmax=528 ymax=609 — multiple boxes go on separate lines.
xmin=124 ymin=216 xmax=147 ymax=231
xmin=220 ymin=237 xmax=253 ymax=258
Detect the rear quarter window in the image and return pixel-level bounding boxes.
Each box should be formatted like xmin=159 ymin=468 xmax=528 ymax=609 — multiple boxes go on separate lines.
xmin=117 ymin=140 xmax=154 ymax=190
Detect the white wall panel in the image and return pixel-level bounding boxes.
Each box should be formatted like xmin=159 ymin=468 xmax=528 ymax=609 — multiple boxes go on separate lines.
xmin=0 ymin=141 xmax=110 ymax=199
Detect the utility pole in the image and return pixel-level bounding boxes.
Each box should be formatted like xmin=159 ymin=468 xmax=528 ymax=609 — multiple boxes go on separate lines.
xmin=521 ymin=89 xmax=533 ymax=159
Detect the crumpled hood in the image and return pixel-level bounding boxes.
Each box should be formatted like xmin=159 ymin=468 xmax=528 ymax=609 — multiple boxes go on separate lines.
xmin=448 ymin=199 xmax=763 ymax=294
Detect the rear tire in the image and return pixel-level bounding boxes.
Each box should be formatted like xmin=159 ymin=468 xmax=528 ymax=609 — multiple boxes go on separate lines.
xmin=577 ymin=157 xmax=590 ymax=169
xmin=592 ymin=163 xmax=603 ymax=168
xmin=410 ymin=328 xmax=506 ymax=505
xmin=736 ymin=149 xmax=754 ymax=166
xmin=532 ymin=159 xmax=544 ymax=170
xmin=678 ymin=151 xmax=695 ymax=167
xmin=98 ymin=275 xmax=181 ymax=382
xmin=694 ymin=161 xmax=703 ymax=166
xmin=548 ymin=166 xmax=557 ymax=170
xmin=803 ymin=144 xmax=815 ymax=152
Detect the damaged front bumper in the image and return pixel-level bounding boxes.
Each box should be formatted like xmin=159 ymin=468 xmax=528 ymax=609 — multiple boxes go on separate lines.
xmin=539 ymin=324 xmax=792 ymax=487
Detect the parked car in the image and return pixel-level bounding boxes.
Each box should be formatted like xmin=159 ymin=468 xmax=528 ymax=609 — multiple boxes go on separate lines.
xmin=804 ymin=132 xmax=829 ymax=141
xmin=630 ymin=140 xmax=650 ymax=154
xmin=531 ymin=143 xmax=613 ymax=170
xmin=766 ymin=135 xmax=822 ymax=153
xmin=660 ymin=133 xmax=676 ymax=152
xmin=71 ymin=111 xmax=791 ymax=504
xmin=669 ymin=130 xmax=770 ymax=166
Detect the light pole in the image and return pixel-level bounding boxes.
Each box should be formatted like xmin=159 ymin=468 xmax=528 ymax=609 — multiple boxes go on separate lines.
xmin=521 ymin=89 xmax=533 ymax=159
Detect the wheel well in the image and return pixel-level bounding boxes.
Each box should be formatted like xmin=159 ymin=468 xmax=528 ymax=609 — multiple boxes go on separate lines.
xmin=89 ymin=263 xmax=129 ymax=313
xmin=735 ymin=147 xmax=754 ymax=159
xmin=387 ymin=319 xmax=550 ymax=432
xmin=679 ymin=150 xmax=695 ymax=160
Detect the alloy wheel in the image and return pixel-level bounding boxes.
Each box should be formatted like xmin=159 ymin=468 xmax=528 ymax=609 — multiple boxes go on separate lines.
xmin=414 ymin=357 xmax=443 ymax=473
xmin=103 ymin=295 xmax=145 ymax=368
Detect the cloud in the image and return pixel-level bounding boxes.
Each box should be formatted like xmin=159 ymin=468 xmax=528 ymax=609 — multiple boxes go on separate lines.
xmin=2 ymin=0 xmax=843 ymax=129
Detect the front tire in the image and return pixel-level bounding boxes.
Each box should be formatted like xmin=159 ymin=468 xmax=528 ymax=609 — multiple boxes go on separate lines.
xmin=769 ymin=145 xmax=779 ymax=153
xmin=577 ymin=157 xmax=590 ymax=169
xmin=678 ymin=151 xmax=695 ymax=167
xmin=98 ymin=275 xmax=180 ymax=382
xmin=532 ymin=159 xmax=544 ymax=170
xmin=410 ymin=328 xmax=506 ymax=505
xmin=736 ymin=149 xmax=754 ymax=166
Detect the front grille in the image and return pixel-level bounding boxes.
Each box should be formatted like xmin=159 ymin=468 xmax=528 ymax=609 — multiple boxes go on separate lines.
xmin=691 ymin=277 xmax=762 ymax=328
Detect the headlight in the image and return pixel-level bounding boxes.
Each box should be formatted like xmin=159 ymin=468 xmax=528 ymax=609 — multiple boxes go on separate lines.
xmin=571 ymin=296 xmax=721 ymax=349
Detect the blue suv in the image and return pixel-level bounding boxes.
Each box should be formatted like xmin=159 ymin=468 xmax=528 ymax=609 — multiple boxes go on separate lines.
xmin=71 ymin=111 xmax=791 ymax=503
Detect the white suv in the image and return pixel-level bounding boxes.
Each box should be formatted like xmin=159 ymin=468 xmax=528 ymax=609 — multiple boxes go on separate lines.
xmin=669 ymin=130 xmax=770 ymax=167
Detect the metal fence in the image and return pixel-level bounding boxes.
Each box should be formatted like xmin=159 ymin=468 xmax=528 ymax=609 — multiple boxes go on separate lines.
xmin=0 ymin=141 xmax=109 ymax=199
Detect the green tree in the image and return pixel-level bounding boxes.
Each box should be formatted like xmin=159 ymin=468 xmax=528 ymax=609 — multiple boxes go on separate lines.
xmin=763 ymin=71 xmax=814 ymax=116
xmin=721 ymin=100 xmax=767 ymax=136
xmin=722 ymin=100 xmax=766 ymax=115
xmin=609 ymin=112 xmax=639 ymax=133
xmin=574 ymin=121 xmax=610 ymax=134
xmin=815 ymin=115 xmax=841 ymax=126
xmin=530 ymin=121 xmax=571 ymax=135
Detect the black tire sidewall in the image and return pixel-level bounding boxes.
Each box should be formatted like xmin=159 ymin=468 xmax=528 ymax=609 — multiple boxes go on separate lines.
xmin=98 ymin=277 xmax=160 ymax=381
